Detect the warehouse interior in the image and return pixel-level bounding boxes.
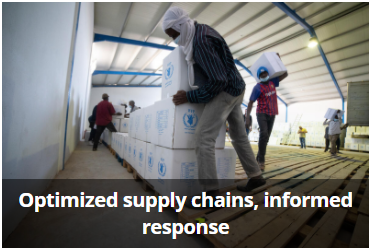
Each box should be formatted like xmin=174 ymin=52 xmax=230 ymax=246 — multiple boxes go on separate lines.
xmin=2 ymin=2 xmax=369 ymax=247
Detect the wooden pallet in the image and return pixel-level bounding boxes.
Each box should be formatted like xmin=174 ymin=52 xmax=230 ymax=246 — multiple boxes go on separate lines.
xmin=178 ymin=158 xmax=369 ymax=248
xmin=110 ymin=142 xmax=369 ymax=247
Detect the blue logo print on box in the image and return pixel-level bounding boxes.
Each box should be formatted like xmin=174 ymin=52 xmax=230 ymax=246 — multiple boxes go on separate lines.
xmin=148 ymin=154 xmax=153 ymax=168
xmin=156 ymin=110 xmax=168 ymax=135
xmin=158 ymin=158 xmax=166 ymax=177
xmin=183 ymin=109 xmax=198 ymax=133
xmin=164 ymin=62 xmax=174 ymax=88
xmin=133 ymin=148 xmax=136 ymax=158
xmin=145 ymin=114 xmax=151 ymax=133
xmin=139 ymin=150 xmax=143 ymax=162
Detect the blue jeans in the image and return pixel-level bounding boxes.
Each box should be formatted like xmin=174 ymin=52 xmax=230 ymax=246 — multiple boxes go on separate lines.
xmin=246 ymin=127 xmax=250 ymax=136
xmin=299 ymin=137 xmax=306 ymax=148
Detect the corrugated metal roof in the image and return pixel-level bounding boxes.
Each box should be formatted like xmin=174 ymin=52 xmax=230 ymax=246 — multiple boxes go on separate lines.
xmin=92 ymin=2 xmax=369 ymax=104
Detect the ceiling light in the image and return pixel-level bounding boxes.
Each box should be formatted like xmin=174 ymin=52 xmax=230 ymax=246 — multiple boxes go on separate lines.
xmin=308 ymin=37 xmax=318 ymax=48
xmin=114 ymin=84 xmax=117 ymax=85
xmin=125 ymin=84 xmax=129 ymax=85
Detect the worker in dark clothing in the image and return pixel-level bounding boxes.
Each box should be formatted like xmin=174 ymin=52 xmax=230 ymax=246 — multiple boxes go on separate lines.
xmin=88 ymin=105 xmax=97 ymax=145
xmin=93 ymin=93 xmax=117 ymax=151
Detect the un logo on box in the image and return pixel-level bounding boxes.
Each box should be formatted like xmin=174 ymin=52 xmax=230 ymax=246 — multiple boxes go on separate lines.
xmin=158 ymin=159 xmax=166 ymax=177
xmin=183 ymin=109 xmax=198 ymax=129
xmin=148 ymin=155 xmax=153 ymax=168
xmin=165 ymin=62 xmax=174 ymax=80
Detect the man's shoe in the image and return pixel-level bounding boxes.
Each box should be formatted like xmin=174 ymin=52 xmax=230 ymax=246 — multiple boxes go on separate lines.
xmin=337 ymin=151 xmax=342 ymax=154
xmin=258 ymin=162 xmax=265 ymax=172
xmin=88 ymin=141 xmax=94 ymax=146
xmin=92 ymin=148 xmax=97 ymax=151
xmin=237 ymin=176 xmax=266 ymax=192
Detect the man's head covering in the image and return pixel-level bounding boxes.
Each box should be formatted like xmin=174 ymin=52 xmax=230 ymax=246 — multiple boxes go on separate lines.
xmin=162 ymin=7 xmax=196 ymax=89
xmin=257 ymin=67 xmax=269 ymax=79
xmin=102 ymin=93 xmax=109 ymax=99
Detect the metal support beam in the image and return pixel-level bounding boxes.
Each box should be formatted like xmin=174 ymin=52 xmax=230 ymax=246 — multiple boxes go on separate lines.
xmin=93 ymin=70 xmax=161 ymax=76
xmin=273 ymin=2 xmax=345 ymax=122
xmin=92 ymin=85 xmax=161 ymax=88
xmin=94 ymin=33 xmax=175 ymax=51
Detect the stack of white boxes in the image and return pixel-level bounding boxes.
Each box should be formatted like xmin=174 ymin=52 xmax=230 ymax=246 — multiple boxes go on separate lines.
xmin=345 ymin=126 xmax=369 ymax=151
xmin=123 ymin=47 xmax=235 ymax=195
xmin=111 ymin=132 xmax=128 ymax=158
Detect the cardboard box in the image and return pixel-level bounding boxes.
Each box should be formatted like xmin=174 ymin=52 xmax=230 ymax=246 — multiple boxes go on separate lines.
xmin=119 ymin=118 xmax=129 ymax=133
xmin=154 ymin=147 xmax=236 ymax=196
xmin=113 ymin=105 xmax=126 ymax=116
xmin=128 ymin=111 xmax=136 ymax=138
xmin=351 ymin=144 xmax=358 ymax=150
xmin=126 ymin=137 xmax=136 ymax=165
xmin=112 ymin=118 xmax=121 ymax=132
xmin=152 ymin=98 xmax=205 ymax=149
xmin=250 ymin=52 xmax=287 ymax=83
xmin=161 ymin=47 xmax=191 ymax=99
xmin=359 ymin=144 xmax=366 ymax=151
xmin=124 ymin=135 xmax=129 ymax=160
xmin=134 ymin=140 xmax=147 ymax=177
xmin=103 ymin=130 xmax=112 ymax=145
xmin=363 ymin=139 xmax=369 ymax=145
xmin=134 ymin=109 xmax=143 ymax=140
xmin=136 ymin=107 xmax=150 ymax=142
xmin=144 ymin=105 xmax=155 ymax=143
xmin=84 ymin=130 xmax=90 ymax=143
xmin=366 ymin=145 xmax=369 ymax=151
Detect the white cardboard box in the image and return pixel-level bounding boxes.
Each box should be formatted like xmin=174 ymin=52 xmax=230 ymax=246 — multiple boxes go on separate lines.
xmin=103 ymin=130 xmax=112 ymax=145
xmin=250 ymin=52 xmax=287 ymax=83
xmin=351 ymin=144 xmax=358 ymax=150
xmin=136 ymin=108 xmax=147 ymax=142
xmin=359 ymin=144 xmax=366 ymax=151
xmin=119 ymin=118 xmax=129 ymax=133
xmin=144 ymin=105 xmax=155 ymax=143
xmin=112 ymin=118 xmax=121 ymax=132
xmin=344 ymin=143 xmax=351 ymax=149
xmin=134 ymin=109 xmax=143 ymax=140
xmin=366 ymin=145 xmax=369 ymax=151
xmin=128 ymin=111 xmax=136 ymax=138
xmin=161 ymin=47 xmax=191 ymax=99
xmin=153 ymin=146 xmax=236 ymax=196
xmin=134 ymin=140 xmax=147 ymax=177
xmin=126 ymin=137 xmax=136 ymax=165
xmin=152 ymin=98 xmax=205 ymax=149
xmin=113 ymin=105 xmax=126 ymax=116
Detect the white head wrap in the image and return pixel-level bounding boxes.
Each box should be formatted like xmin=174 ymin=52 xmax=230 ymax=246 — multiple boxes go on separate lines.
xmin=162 ymin=7 xmax=197 ymax=89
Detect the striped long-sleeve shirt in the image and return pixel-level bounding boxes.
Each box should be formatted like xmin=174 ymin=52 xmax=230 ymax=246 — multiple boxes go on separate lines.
xmin=186 ymin=23 xmax=245 ymax=103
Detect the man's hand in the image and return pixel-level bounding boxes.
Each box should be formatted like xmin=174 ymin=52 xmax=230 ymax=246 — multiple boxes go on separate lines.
xmin=277 ymin=53 xmax=281 ymax=59
xmin=173 ymin=90 xmax=188 ymax=106
xmin=246 ymin=116 xmax=251 ymax=127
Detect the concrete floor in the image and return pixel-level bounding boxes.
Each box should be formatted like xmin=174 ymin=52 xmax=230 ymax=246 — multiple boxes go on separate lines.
xmin=3 ymin=142 xmax=213 ymax=247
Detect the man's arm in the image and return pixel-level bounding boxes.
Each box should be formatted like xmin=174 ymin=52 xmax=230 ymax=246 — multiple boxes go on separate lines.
xmin=185 ymin=29 xmax=228 ymax=104
xmin=323 ymin=119 xmax=329 ymax=126
xmin=109 ymin=104 xmax=116 ymax=115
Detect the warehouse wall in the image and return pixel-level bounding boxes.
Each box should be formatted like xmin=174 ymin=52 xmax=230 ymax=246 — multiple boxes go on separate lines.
xmin=64 ymin=2 xmax=94 ymax=161
xmin=2 ymin=2 xmax=94 ymax=240
xmin=287 ymin=98 xmax=347 ymax=124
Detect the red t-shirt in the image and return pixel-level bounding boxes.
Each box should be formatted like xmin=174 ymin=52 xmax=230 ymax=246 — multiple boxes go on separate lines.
xmin=250 ymin=78 xmax=279 ymax=116
xmin=96 ymin=100 xmax=116 ymax=126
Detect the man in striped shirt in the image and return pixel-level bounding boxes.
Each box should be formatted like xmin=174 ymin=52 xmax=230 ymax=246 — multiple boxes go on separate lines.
xmin=245 ymin=62 xmax=288 ymax=170
xmin=162 ymin=7 xmax=264 ymax=195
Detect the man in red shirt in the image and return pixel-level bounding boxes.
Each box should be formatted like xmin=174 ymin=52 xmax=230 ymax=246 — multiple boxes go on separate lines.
xmin=93 ymin=93 xmax=117 ymax=151
xmin=245 ymin=54 xmax=288 ymax=171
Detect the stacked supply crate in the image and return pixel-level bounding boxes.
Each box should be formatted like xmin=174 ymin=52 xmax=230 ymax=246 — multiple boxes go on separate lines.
xmin=345 ymin=126 xmax=369 ymax=151
xmin=122 ymin=47 xmax=236 ymax=196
